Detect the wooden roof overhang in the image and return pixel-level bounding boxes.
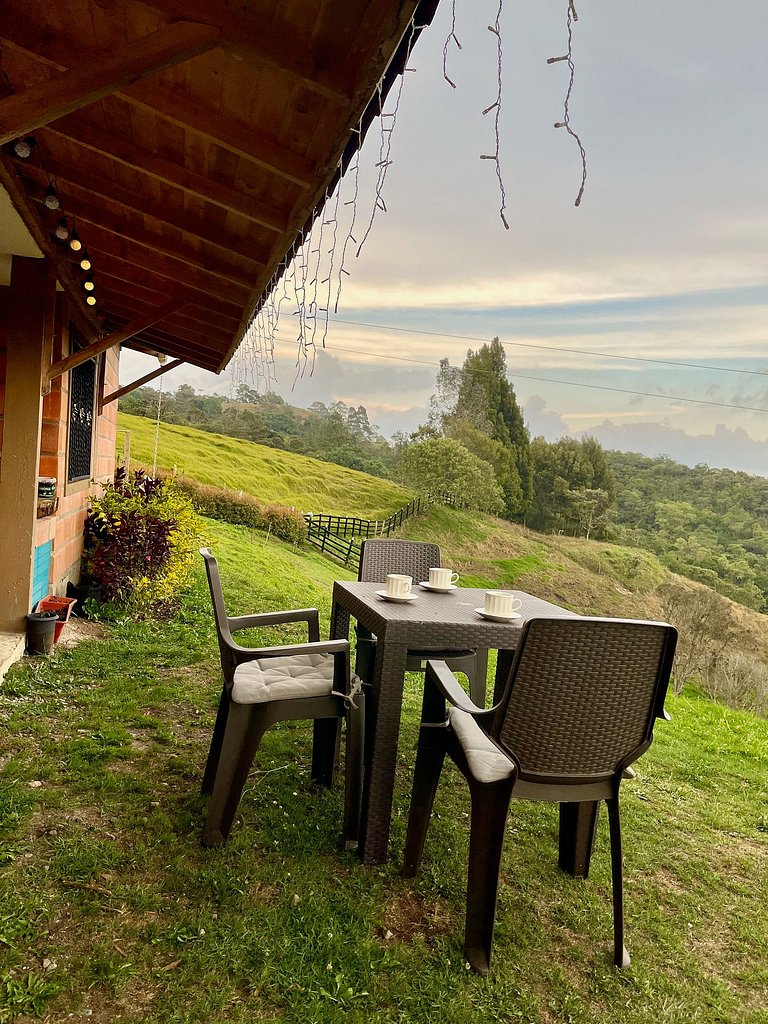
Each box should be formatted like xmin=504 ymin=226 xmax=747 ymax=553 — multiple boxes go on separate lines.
xmin=0 ymin=0 xmax=440 ymax=373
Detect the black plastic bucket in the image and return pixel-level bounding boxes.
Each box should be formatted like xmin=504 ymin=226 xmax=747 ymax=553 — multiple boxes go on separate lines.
xmin=26 ymin=611 xmax=58 ymax=655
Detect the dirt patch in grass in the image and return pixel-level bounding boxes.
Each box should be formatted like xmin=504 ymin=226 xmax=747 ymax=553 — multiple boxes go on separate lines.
xmin=376 ymin=889 xmax=454 ymax=943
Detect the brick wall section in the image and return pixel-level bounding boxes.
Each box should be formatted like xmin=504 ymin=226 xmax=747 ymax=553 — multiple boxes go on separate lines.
xmin=29 ymin=304 xmax=119 ymax=594
xmin=1 ymin=289 xmax=118 ymax=601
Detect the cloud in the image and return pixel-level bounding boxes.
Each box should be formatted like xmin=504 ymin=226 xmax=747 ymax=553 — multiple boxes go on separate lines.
xmin=583 ymin=420 xmax=768 ymax=476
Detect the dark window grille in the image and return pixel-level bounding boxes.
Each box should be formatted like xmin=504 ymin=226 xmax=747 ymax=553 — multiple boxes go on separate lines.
xmin=67 ymin=329 xmax=95 ymax=483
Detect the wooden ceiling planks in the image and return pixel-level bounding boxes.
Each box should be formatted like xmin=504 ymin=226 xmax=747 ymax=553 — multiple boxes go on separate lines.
xmin=0 ymin=0 xmax=439 ymax=372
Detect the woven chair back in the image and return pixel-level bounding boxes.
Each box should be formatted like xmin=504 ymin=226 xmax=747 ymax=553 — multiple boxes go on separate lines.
xmin=358 ymin=539 xmax=441 ymax=585
xmin=493 ymin=617 xmax=676 ymax=781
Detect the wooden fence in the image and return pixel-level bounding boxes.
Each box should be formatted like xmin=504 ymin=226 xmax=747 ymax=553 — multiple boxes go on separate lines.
xmin=305 ymin=520 xmax=362 ymax=570
xmin=303 ymin=492 xmax=465 ymax=569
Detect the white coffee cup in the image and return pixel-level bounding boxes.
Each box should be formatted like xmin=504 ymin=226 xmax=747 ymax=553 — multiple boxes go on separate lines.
xmin=386 ymin=573 xmax=412 ymax=598
xmin=428 ymin=567 xmax=459 ymax=589
xmin=484 ymin=590 xmax=522 ymax=617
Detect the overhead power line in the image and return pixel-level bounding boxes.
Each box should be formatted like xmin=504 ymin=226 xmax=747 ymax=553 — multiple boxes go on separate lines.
xmin=273 ymin=338 xmax=768 ymax=416
xmin=329 ymin=316 xmax=768 ymax=380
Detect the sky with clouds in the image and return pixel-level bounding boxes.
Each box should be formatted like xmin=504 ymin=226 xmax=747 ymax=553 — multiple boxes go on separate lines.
xmin=121 ymin=0 xmax=768 ymax=475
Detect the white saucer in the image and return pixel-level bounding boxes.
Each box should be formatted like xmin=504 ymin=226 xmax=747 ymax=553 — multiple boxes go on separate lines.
xmin=419 ymin=582 xmax=458 ymax=593
xmin=474 ymin=607 xmax=522 ymax=623
xmin=376 ymin=590 xmax=419 ymax=603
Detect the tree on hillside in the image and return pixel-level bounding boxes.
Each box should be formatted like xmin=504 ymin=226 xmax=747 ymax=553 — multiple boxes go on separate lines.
xmin=424 ymin=340 xmax=532 ymax=517
xmin=396 ymin=437 xmax=505 ymax=514
xmin=528 ymin=436 xmax=615 ymax=538
xmin=448 ymin=419 xmax=523 ymax=516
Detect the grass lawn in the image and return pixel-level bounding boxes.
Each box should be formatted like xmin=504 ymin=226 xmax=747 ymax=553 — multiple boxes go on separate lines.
xmin=1 ymin=519 xmax=767 ymax=1023
xmin=117 ymin=413 xmax=412 ymax=519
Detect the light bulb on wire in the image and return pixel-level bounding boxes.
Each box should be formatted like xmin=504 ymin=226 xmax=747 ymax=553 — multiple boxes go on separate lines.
xmin=54 ymin=218 xmax=69 ymax=241
xmin=86 ymin=295 xmax=96 ymax=306
xmin=84 ymin=274 xmax=95 ymax=292
xmin=69 ymin=229 xmax=82 ymax=252
xmin=13 ymin=136 xmax=35 ymax=159
xmin=79 ymin=251 xmax=91 ymax=271
xmin=43 ymin=184 xmax=60 ymax=210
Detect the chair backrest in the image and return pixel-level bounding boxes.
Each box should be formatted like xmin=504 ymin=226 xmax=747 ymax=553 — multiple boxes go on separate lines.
xmin=491 ymin=617 xmax=677 ymax=788
xmin=358 ymin=539 xmax=441 ymax=584
xmin=199 ymin=548 xmax=237 ymax=682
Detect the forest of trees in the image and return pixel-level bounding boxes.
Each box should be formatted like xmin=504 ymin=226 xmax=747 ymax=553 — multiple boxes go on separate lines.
xmin=608 ymin=452 xmax=768 ymax=610
xmin=120 ymin=345 xmax=768 ymax=612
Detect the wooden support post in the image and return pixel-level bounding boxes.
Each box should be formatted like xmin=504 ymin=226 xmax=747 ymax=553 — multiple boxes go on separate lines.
xmin=47 ymin=300 xmax=183 ymax=382
xmin=0 ymin=257 xmax=49 ymax=633
xmin=100 ymin=358 xmax=183 ymax=407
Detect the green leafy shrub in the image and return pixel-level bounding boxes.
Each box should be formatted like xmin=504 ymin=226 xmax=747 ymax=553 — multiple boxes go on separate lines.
xmin=84 ymin=469 xmax=202 ymax=616
xmin=156 ymin=472 xmax=307 ymax=544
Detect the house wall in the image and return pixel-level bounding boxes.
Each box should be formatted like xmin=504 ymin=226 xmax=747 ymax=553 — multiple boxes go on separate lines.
xmin=0 ymin=284 xmax=119 ymax=605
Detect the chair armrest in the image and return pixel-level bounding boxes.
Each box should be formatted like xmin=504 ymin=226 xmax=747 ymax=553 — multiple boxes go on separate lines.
xmin=425 ymin=659 xmax=495 ymax=720
xmin=229 ymin=638 xmax=350 ymax=662
xmin=227 ymin=608 xmax=320 ymax=641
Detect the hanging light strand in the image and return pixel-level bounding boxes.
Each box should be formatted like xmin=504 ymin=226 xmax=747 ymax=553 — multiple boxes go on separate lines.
xmin=480 ymin=1 xmax=509 ymax=230
xmin=548 ymin=0 xmax=588 ymax=207
xmin=442 ymin=0 xmax=461 ymax=89
xmin=356 ymin=11 xmax=420 ymax=258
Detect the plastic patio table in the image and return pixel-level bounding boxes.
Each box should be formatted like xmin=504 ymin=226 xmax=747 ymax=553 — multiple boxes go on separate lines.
xmin=330 ymin=581 xmax=599 ymax=867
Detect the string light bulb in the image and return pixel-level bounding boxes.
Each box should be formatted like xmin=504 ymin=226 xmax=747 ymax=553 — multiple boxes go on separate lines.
xmin=79 ymin=251 xmax=91 ymax=271
xmin=83 ymin=274 xmax=95 ymax=292
xmin=86 ymin=295 xmax=96 ymax=306
xmin=69 ymin=229 xmax=82 ymax=252
xmin=54 ymin=218 xmax=69 ymax=241
xmin=13 ymin=136 xmax=35 ymax=159
xmin=43 ymin=184 xmax=60 ymax=210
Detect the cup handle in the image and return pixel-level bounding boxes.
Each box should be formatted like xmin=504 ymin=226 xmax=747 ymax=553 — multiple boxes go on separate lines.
xmin=511 ymin=598 xmax=522 ymax=611
xmin=450 ymin=572 xmax=459 ymax=584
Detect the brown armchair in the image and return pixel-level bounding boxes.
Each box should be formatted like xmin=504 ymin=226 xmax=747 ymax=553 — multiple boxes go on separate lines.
xmin=403 ymin=615 xmax=677 ymax=974
xmin=199 ymin=548 xmax=364 ymax=850
xmin=356 ymin=539 xmax=489 ymax=704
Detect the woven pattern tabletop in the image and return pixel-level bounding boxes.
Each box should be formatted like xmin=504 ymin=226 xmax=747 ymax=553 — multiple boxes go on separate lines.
xmin=333 ymin=581 xmax=576 ymax=649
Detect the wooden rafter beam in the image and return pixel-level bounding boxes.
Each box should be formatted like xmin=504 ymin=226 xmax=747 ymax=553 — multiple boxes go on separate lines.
xmin=138 ymin=0 xmax=351 ymax=101
xmin=75 ymin=250 xmax=243 ymax=322
xmin=45 ymin=118 xmax=288 ymax=232
xmin=76 ymin=223 xmax=252 ymax=305
xmin=0 ymin=33 xmax=315 ymax=188
xmin=0 ymin=21 xmax=220 ymax=145
xmin=47 ymin=300 xmax=185 ymax=381
xmin=30 ymin=188 xmax=257 ymax=288
xmin=100 ymin=297 xmax=231 ymax=354
xmin=19 ymin=158 xmax=270 ymax=265
xmin=101 ymin=359 xmax=183 ymax=408
xmin=0 ymin=156 xmax=100 ymax=334
xmin=90 ymin=279 xmax=233 ymax=344
xmin=121 ymin=82 xmax=315 ymax=188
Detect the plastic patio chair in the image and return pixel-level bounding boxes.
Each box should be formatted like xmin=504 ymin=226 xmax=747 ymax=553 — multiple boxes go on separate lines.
xmin=402 ymin=615 xmax=677 ymax=974
xmin=356 ymin=539 xmax=489 ymax=704
xmin=199 ymin=548 xmax=365 ymax=849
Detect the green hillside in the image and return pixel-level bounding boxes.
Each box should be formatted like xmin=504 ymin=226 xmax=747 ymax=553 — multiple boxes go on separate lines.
xmin=117 ymin=412 xmax=412 ymax=518
xmin=117 ymin=413 xmax=768 ymax=678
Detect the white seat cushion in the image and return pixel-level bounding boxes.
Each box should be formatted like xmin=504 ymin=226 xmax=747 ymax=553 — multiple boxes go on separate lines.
xmin=232 ymin=653 xmax=335 ymax=704
xmin=449 ymin=707 xmax=515 ymax=784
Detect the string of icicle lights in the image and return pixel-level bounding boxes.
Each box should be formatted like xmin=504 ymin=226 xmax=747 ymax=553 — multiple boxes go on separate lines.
xmin=233 ymin=9 xmax=423 ymax=393
xmin=234 ymin=0 xmax=590 ymax=391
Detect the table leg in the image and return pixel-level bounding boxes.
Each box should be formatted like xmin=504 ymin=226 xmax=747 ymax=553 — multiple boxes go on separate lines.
xmin=359 ymin=641 xmax=409 ymax=864
xmin=354 ymin=623 xmax=375 ymax=686
xmin=558 ymin=801 xmax=600 ymax=878
xmin=330 ymin=597 xmax=350 ymax=645
xmin=493 ymin=648 xmax=515 ymax=705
